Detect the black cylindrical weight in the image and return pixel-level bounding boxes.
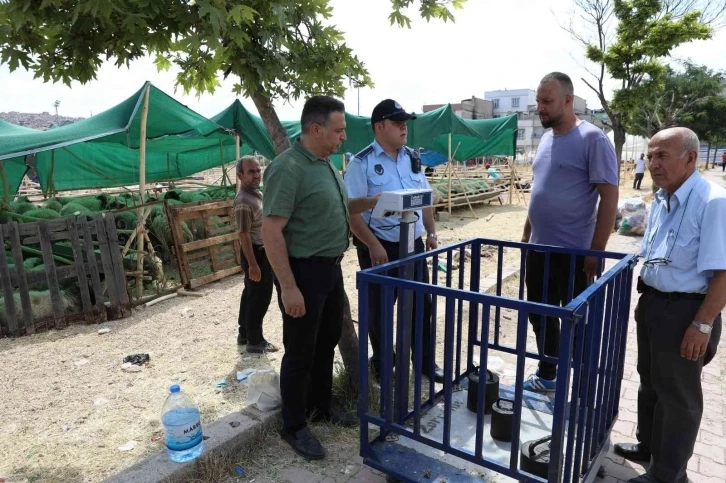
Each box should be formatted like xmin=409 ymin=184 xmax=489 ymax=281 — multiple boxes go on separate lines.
xmin=520 ymin=436 xmax=553 ymax=479
xmin=466 ymin=367 xmax=500 ymax=415
xmin=490 ymin=398 xmax=515 ymax=442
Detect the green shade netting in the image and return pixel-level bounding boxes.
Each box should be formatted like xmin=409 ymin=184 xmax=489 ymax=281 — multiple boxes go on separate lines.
xmin=0 ymin=120 xmax=34 ymax=200
xmin=212 ymin=101 xmax=517 ymax=165
xmin=1 ymin=82 xmax=251 ymax=195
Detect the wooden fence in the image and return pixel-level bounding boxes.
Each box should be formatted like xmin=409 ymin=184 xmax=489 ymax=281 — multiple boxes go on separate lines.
xmin=0 ymin=214 xmax=131 ymax=337
xmin=168 ymin=200 xmax=242 ymax=289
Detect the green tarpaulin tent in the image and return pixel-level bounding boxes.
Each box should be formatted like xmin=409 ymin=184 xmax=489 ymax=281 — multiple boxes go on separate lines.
xmin=0 ymin=120 xmax=36 ymax=200
xmin=0 ymin=82 xmax=250 ymax=197
xmin=211 ymin=101 xmax=517 ymax=165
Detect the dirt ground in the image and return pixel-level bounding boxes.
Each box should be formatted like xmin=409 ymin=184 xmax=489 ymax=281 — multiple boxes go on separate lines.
xmin=0 ymin=174 xmax=651 ymax=483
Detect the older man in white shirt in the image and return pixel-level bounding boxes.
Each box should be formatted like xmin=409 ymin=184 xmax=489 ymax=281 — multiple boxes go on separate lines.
xmin=614 ymin=127 xmax=726 ymax=483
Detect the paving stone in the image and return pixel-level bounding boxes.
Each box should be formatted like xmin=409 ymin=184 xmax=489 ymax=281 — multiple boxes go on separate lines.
xmin=697 ymin=457 xmax=726 ymax=479
xmin=694 ymin=442 xmax=726 ymax=464
xmin=347 ymin=466 xmax=386 ymax=483
xmin=688 ymin=472 xmax=726 ymax=483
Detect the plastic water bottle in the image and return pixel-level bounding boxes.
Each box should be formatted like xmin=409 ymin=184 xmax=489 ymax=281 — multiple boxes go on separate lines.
xmin=161 ymin=384 xmax=204 ymax=462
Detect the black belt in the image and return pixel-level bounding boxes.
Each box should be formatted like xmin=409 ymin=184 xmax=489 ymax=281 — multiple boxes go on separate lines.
xmin=291 ymin=255 xmax=344 ymax=266
xmin=637 ymin=277 xmax=706 ymax=301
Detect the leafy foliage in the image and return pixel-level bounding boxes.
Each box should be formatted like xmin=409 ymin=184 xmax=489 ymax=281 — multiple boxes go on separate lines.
xmin=623 ymin=62 xmax=725 ymax=137
xmin=568 ymin=0 xmax=718 ymax=162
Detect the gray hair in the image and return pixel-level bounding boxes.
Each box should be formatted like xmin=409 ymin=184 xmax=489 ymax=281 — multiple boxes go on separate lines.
xmin=236 ymin=155 xmax=258 ymax=175
xmin=540 ymin=72 xmax=574 ymax=96
xmin=679 ymin=128 xmax=700 ymax=158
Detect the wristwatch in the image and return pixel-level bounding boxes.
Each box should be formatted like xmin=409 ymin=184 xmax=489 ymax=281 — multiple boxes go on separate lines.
xmin=427 ymin=233 xmax=438 ymax=240
xmin=692 ymin=321 xmax=713 ymax=334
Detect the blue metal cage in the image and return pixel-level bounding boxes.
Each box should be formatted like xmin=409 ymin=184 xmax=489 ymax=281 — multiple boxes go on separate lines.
xmin=356 ymin=238 xmax=638 ymax=483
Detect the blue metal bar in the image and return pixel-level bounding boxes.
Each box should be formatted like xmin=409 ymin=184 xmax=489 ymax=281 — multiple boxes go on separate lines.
xmin=562 ymin=306 xmax=588 ymax=483
xmin=467 ymin=242 xmax=482 ymax=374
xmin=595 ymin=280 xmax=616 ymax=449
xmin=456 ymin=245 xmax=466 ymax=381
xmin=413 ymin=281 xmax=425 ymax=436
xmin=566 ymin=253 xmax=576 ymax=305
xmin=475 ymin=303 xmax=491 ymax=458
xmin=612 ymin=268 xmax=634 ymax=419
xmin=584 ymin=287 xmax=607 ymax=464
xmin=474 ymin=342 xmax=559 ymax=364
xmin=446 ymin=250 xmax=453 ymax=288
xmin=360 ymin=238 xmax=630 ymax=275
xmin=360 ymin=273 xmax=574 ymax=318
xmin=540 ymin=250 xmax=551 ymax=363
xmin=495 ymin=244 xmax=504 ymax=346
xmin=602 ymin=271 xmax=624 ymax=432
xmin=382 ymin=285 xmax=395 ymax=426
xmin=358 ymin=280 xmax=371 ymax=454
xmin=443 ymin=296 xmax=456 ymax=447
xmin=547 ymin=312 xmax=577 ymax=483
xmin=518 ymin=248 xmax=527 ymax=301
xmin=395 ymin=268 xmax=408 ymax=424
xmin=509 ymin=309 xmax=529 ymax=471
xmin=430 ymin=252 xmax=439 ymax=404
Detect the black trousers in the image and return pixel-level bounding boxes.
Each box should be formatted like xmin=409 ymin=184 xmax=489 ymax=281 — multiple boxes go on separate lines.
xmin=238 ymin=245 xmax=274 ymax=345
xmin=357 ymin=237 xmax=433 ymax=369
xmin=275 ymin=257 xmax=345 ymax=432
xmin=635 ymin=289 xmax=722 ymax=483
xmin=634 ymin=173 xmax=644 ymax=189
xmin=524 ymin=251 xmax=588 ymax=381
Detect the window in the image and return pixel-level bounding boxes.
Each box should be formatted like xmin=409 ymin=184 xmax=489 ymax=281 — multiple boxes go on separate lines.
xmin=511 ymin=97 xmax=520 ymax=108
xmin=493 ymin=99 xmax=500 ymax=108
xmin=518 ymin=129 xmax=525 ymax=139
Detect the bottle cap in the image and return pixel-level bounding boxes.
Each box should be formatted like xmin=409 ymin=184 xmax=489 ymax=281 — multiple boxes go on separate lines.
xmin=170 ymin=384 xmax=180 ymax=393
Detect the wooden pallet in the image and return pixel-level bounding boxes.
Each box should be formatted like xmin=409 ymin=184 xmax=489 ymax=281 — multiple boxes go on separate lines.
xmin=0 ymin=214 xmax=131 ymax=337
xmin=168 ymin=200 xmax=242 ymax=289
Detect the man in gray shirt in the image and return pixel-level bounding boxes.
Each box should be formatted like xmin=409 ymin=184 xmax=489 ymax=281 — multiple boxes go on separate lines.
xmin=521 ymin=72 xmax=619 ymax=392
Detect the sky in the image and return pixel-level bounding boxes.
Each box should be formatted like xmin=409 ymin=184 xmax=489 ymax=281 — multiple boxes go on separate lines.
xmin=1 ymin=0 xmax=725 ymax=122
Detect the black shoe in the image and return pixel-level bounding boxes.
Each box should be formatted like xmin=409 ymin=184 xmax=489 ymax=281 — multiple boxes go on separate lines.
xmin=246 ymin=341 xmax=279 ymax=353
xmin=614 ymin=442 xmax=650 ymax=463
xmin=310 ymin=408 xmax=357 ymax=427
xmin=422 ymin=363 xmax=445 ymax=384
xmin=280 ymin=427 xmax=326 ymax=460
xmin=237 ymin=334 xmax=247 ymax=345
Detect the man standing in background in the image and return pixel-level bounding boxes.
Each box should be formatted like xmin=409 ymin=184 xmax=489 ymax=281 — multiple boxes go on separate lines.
xmin=634 ymin=153 xmax=646 ymax=190
xmin=521 ymin=72 xmax=619 ymax=392
xmin=234 ymin=156 xmax=277 ymax=353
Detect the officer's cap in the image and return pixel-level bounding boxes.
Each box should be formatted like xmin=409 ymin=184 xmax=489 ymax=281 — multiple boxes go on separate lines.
xmin=371 ymin=99 xmax=417 ymax=124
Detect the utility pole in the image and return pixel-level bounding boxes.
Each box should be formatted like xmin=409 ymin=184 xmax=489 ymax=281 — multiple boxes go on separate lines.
xmin=53 ymin=100 xmax=60 ymax=124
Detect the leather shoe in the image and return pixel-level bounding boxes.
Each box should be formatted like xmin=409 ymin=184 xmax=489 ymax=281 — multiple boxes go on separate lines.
xmin=310 ymin=408 xmax=357 ymax=427
xmin=280 ymin=427 xmax=326 ymax=460
xmin=614 ymin=442 xmax=650 ymax=463
xmin=422 ymin=364 xmax=445 ymax=384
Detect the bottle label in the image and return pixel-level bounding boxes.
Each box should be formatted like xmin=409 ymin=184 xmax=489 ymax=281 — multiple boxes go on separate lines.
xmin=165 ymin=417 xmax=203 ymax=451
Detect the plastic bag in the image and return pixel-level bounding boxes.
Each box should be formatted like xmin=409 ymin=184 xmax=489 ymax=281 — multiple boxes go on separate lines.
xmin=246 ymin=368 xmax=282 ymax=412
xmin=617 ymin=197 xmax=648 ymax=236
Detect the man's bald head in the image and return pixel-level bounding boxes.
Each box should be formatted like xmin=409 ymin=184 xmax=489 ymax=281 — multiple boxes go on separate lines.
xmin=647 ymin=127 xmax=700 ymax=194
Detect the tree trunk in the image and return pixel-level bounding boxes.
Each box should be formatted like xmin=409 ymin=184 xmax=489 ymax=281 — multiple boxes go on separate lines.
xmin=706 ymin=143 xmax=711 ymax=170
xmin=252 ymin=86 xmax=361 ymax=394
xmin=250 ymin=89 xmax=293 ymax=156
xmin=612 ymin=122 xmax=627 ymax=184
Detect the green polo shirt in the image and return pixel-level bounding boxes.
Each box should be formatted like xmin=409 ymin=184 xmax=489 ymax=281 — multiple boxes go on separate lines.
xmin=263 ymin=140 xmax=350 ymax=258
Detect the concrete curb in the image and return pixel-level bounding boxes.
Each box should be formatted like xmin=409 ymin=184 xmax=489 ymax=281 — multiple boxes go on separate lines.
xmin=481 ymin=264 xmax=520 ymax=293
xmin=104 ymin=407 xmax=281 ymax=483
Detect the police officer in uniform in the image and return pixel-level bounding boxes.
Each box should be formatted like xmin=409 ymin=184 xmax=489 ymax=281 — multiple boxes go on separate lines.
xmin=344 ymin=99 xmax=444 ymax=384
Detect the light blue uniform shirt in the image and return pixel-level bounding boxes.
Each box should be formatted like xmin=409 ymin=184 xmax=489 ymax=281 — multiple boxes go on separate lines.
xmin=343 ymin=141 xmax=432 ymax=242
xmin=640 ymin=172 xmax=726 ymax=294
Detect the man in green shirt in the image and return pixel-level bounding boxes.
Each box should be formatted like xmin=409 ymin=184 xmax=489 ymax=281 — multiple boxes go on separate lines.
xmin=262 ymin=96 xmax=377 ymax=460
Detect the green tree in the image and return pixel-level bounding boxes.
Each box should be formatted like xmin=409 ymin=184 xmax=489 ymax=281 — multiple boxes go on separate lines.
xmin=0 ymin=0 xmax=465 ymax=389
xmin=691 ymin=95 xmax=726 ymax=166
xmin=624 ymin=61 xmax=725 ymax=138
xmin=565 ymin=0 xmax=723 ymax=169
